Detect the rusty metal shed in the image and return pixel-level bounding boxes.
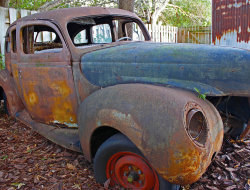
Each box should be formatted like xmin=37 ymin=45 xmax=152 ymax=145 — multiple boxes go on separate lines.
xmin=212 ymin=0 xmax=250 ymax=49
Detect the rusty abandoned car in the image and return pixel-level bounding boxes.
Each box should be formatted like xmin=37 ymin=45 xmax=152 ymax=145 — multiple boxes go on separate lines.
xmin=1 ymin=6 xmax=250 ymax=189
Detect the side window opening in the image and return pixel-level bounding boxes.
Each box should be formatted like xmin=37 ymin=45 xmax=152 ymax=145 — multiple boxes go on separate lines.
xmin=92 ymin=24 xmax=112 ymax=43
xmin=12 ymin=30 xmax=17 ymax=53
xmin=67 ymin=17 xmax=148 ymax=47
xmin=34 ymin=31 xmax=56 ymax=43
xmin=131 ymin=23 xmax=145 ymax=41
xmin=74 ymin=29 xmax=88 ymax=44
xmin=22 ymin=25 xmax=62 ymax=54
xmin=117 ymin=20 xmax=145 ymax=41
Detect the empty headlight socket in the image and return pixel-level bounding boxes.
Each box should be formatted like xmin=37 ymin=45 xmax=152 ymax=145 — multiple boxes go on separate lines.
xmin=183 ymin=102 xmax=209 ymax=147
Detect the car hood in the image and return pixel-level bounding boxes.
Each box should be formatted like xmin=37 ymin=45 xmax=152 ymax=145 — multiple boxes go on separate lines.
xmin=81 ymin=42 xmax=250 ymax=96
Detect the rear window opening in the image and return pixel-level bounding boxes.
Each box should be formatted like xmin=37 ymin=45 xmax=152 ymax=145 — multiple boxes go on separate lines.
xmin=21 ymin=25 xmax=62 ymax=54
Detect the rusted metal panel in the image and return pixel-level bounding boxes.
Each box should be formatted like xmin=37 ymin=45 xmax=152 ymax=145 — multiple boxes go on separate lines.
xmin=72 ymin=62 xmax=100 ymax=105
xmin=18 ymin=66 xmax=79 ymax=127
xmin=0 ymin=69 xmax=25 ymax=116
xmin=78 ymin=84 xmax=224 ymax=185
xmin=16 ymin=109 xmax=82 ymax=153
xmin=212 ymin=0 xmax=250 ymax=49
xmin=9 ymin=7 xmax=151 ymax=62
xmin=81 ymin=42 xmax=250 ymax=97
xmin=14 ymin=20 xmax=79 ymax=127
xmin=10 ymin=7 xmax=141 ymax=28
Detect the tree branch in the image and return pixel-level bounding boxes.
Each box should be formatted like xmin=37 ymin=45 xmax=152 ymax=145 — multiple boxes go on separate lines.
xmin=164 ymin=3 xmax=198 ymax=23
xmin=152 ymin=1 xmax=171 ymax=22
xmin=38 ymin=0 xmax=65 ymax=11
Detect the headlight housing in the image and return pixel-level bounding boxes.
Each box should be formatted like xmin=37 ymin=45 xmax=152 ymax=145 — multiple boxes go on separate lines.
xmin=184 ymin=102 xmax=208 ymax=147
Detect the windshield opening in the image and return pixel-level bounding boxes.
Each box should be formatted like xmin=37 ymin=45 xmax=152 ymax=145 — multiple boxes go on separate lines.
xmin=67 ymin=16 xmax=148 ymax=49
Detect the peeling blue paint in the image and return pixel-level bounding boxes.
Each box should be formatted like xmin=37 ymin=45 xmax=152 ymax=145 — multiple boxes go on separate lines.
xmin=81 ymin=42 xmax=250 ymax=96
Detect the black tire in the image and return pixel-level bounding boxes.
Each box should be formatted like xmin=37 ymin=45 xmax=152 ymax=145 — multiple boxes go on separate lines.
xmin=94 ymin=133 xmax=180 ymax=190
xmin=3 ymin=91 xmax=10 ymax=116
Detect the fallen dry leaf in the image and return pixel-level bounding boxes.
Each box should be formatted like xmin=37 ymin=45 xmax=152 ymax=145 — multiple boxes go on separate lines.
xmin=205 ymin=185 xmax=219 ymax=190
xmin=104 ymin=179 xmax=111 ymax=189
xmin=0 ymin=103 xmax=249 ymax=190
xmin=13 ymin=165 xmax=26 ymax=170
xmin=67 ymin=163 xmax=76 ymax=170
xmin=225 ymin=185 xmax=238 ymax=190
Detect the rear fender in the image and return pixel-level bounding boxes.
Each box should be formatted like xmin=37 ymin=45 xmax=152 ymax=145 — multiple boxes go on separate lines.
xmin=0 ymin=69 xmax=25 ymax=116
xmin=77 ymin=84 xmax=223 ymax=185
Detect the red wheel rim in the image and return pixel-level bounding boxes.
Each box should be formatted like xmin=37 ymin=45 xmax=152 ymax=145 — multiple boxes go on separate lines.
xmin=106 ymin=152 xmax=159 ymax=190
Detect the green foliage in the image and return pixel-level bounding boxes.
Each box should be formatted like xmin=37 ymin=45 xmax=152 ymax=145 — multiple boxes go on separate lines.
xmin=0 ymin=53 xmax=5 ymax=70
xmin=7 ymin=0 xmax=211 ymax=27
xmin=9 ymin=0 xmax=48 ymax=10
xmin=194 ymin=87 xmax=207 ymax=100
xmin=8 ymin=0 xmax=117 ymax=10
xmin=160 ymin=0 xmax=211 ymax=27
xmin=87 ymin=0 xmax=118 ymax=7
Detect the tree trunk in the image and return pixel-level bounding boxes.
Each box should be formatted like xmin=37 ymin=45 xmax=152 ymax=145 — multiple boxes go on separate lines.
xmin=0 ymin=0 xmax=8 ymax=7
xmin=151 ymin=0 xmax=170 ymax=42
xmin=0 ymin=0 xmax=4 ymax=7
xmin=118 ymin=0 xmax=134 ymax=38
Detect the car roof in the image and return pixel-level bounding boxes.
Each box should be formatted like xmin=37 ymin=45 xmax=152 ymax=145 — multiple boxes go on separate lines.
xmin=11 ymin=7 xmax=140 ymax=26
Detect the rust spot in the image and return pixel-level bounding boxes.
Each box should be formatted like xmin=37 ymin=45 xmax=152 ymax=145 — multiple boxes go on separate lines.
xmin=160 ymin=134 xmax=206 ymax=185
xmin=116 ymin=75 xmax=122 ymax=82
xmin=27 ymin=92 xmax=38 ymax=106
xmin=78 ymin=84 xmax=224 ymax=185
xmin=18 ymin=67 xmax=78 ymax=126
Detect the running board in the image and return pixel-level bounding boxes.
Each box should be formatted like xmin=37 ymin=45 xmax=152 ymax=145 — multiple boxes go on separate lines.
xmin=15 ymin=110 xmax=82 ymax=153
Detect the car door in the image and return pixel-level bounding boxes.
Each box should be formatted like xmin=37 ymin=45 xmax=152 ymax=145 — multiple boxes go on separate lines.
xmin=16 ymin=20 xmax=78 ymax=127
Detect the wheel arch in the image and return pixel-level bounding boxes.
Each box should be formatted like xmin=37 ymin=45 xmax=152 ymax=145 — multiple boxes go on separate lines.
xmin=0 ymin=69 xmax=25 ymax=116
xmin=77 ymin=83 xmax=224 ymax=185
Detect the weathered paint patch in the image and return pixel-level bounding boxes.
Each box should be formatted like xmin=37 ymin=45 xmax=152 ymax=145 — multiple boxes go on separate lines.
xmin=54 ymin=120 xmax=78 ymax=128
xmin=18 ymin=66 xmax=78 ymax=127
xmin=81 ymin=42 xmax=250 ymax=96
xmin=78 ymin=84 xmax=223 ymax=185
xmin=97 ymin=109 xmax=143 ymax=140
xmin=27 ymin=92 xmax=38 ymax=106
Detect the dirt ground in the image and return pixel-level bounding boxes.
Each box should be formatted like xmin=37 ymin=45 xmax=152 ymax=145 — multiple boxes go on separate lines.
xmin=0 ymin=104 xmax=250 ymax=190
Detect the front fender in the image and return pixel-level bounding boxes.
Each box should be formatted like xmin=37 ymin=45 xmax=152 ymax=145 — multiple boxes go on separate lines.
xmin=0 ymin=69 xmax=25 ymax=116
xmin=78 ymin=84 xmax=223 ymax=185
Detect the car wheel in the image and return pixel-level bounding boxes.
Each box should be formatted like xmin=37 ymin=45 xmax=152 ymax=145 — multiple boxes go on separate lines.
xmin=94 ymin=133 xmax=180 ymax=190
xmin=3 ymin=91 xmax=10 ymax=116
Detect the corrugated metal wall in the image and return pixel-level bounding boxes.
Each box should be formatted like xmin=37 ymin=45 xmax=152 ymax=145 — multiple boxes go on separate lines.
xmin=212 ymin=0 xmax=250 ymax=49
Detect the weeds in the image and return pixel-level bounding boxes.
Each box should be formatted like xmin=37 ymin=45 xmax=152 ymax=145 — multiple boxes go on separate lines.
xmin=194 ymin=87 xmax=207 ymax=100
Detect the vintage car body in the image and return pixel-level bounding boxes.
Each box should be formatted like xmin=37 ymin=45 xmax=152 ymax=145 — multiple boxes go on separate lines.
xmin=0 ymin=6 xmax=249 ymax=189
